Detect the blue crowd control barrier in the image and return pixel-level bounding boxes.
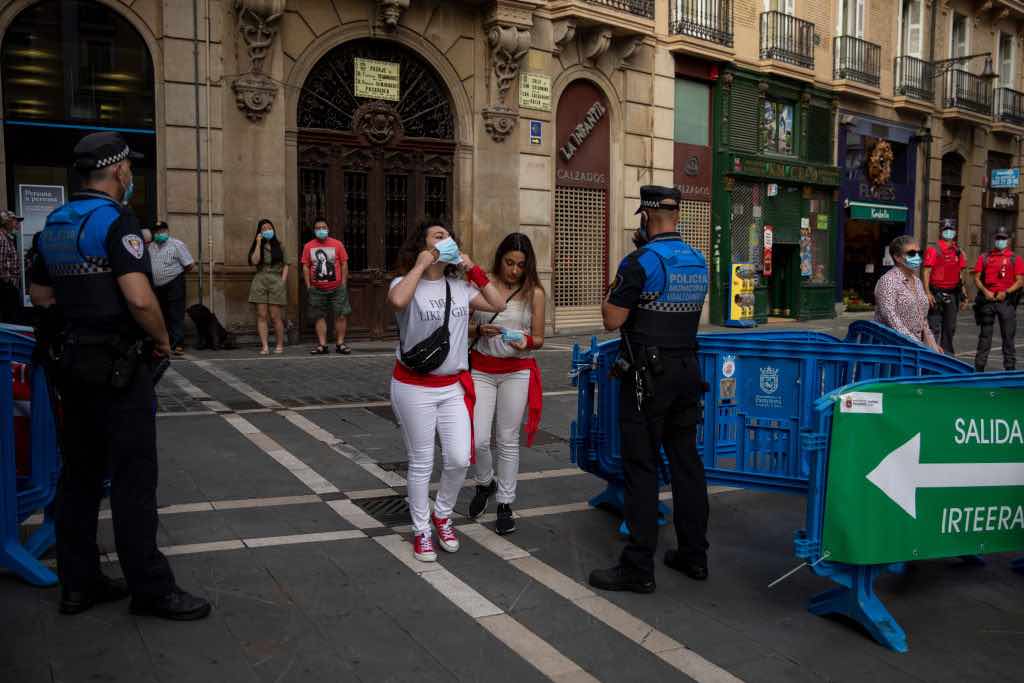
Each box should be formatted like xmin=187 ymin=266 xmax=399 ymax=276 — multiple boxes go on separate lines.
xmin=1 ymin=324 xmax=60 ymax=586
xmin=797 ymin=371 xmax=1024 ymax=652
xmin=843 ymin=319 xmax=965 ymax=356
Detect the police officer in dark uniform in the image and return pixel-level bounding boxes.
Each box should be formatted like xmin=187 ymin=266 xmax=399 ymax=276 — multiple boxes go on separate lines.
xmin=589 ymin=186 xmax=710 ymax=594
xmin=29 ymin=132 xmax=211 ymax=620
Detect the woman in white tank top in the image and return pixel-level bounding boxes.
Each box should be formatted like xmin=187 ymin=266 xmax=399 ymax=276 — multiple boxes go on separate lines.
xmin=467 ymin=233 xmax=546 ymax=534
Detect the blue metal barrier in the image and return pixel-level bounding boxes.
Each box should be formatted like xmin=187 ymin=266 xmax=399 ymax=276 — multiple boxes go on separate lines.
xmin=1 ymin=324 xmax=60 ymax=586
xmin=797 ymin=371 xmax=1024 ymax=652
xmin=844 ymin=319 xmax=941 ymax=350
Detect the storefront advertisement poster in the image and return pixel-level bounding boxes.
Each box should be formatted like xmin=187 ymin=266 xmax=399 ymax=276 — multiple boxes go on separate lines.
xmin=17 ymin=184 xmax=65 ymax=306
xmin=800 ymin=227 xmax=813 ymax=278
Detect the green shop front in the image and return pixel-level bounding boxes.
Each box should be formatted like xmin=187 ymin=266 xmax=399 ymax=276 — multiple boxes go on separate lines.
xmin=711 ymin=69 xmax=840 ymax=325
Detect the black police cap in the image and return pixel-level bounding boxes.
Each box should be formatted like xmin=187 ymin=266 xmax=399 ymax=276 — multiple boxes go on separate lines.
xmin=635 ymin=185 xmax=681 ymax=214
xmin=993 ymin=226 xmax=1010 ymax=239
xmin=73 ymin=132 xmax=143 ymax=172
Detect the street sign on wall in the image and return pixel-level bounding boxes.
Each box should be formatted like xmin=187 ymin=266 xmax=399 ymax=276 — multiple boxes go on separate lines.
xmin=990 ymin=168 xmax=1019 ymax=189
xmin=822 ymin=383 xmax=1024 ymax=565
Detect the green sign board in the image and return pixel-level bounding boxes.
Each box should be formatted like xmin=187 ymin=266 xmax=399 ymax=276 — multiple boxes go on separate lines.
xmin=822 ymin=383 xmax=1024 ymax=565
xmin=731 ymin=155 xmax=841 ymax=186
xmin=847 ymin=202 xmax=907 ymax=223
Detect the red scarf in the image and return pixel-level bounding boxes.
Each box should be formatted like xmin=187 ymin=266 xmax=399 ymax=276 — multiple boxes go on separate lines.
xmin=469 ymin=350 xmax=543 ymax=447
xmin=392 ymin=362 xmax=476 ymax=464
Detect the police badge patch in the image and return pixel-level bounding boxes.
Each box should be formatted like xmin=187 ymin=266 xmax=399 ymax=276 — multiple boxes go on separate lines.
xmin=122 ymin=234 xmax=144 ymax=259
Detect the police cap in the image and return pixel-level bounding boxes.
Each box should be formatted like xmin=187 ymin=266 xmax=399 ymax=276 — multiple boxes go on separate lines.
xmin=635 ymin=185 xmax=681 ymax=214
xmin=73 ymin=132 xmax=144 ymax=172
xmin=993 ymin=226 xmax=1010 ymax=239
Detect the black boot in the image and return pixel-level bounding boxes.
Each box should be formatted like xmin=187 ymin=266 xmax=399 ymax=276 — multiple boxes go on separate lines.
xmin=130 ymin=588 xmax=212 ymax=621
xmin=468 ymin=480 xmax=497 ymax=519
xmin=588 ymin=565 xmax=655 ymax=594
xmin=495 ymin=503 xmax=516 ymax=535
xmin=60 ymin=574 xmax=130 ymax=615
xmin=664 ymin=550 xmax=708 ymax=581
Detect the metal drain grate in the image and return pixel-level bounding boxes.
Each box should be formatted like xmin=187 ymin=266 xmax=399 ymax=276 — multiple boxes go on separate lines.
xmin=351 ymin=495 xmax=410 ymax=526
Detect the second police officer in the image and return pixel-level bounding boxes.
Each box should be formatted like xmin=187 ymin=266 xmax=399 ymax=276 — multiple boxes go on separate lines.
xmin=589 ymin=186 xmax=711 ymax=594
xmin=29 ymin=132 xmax=211 ymax=620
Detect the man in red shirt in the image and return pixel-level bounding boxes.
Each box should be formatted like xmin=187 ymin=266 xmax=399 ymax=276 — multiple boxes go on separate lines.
xmin=301 ymin=218 xmax=352 ymax=354
xmin=923 ymin=221 xmax=968 ymax=354
xmin=973 ymin=227 xmax=1023 ymax=371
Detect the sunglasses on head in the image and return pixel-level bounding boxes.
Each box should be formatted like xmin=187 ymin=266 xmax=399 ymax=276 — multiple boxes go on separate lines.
xmin=903 ymin=249 xmax=921 ymax=257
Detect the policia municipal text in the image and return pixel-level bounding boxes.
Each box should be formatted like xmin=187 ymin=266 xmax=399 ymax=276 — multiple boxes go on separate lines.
xmin=30 ymin=132 xmax=211 ymax=620
xmin=589 ymin=186 xmax=711 ymax=594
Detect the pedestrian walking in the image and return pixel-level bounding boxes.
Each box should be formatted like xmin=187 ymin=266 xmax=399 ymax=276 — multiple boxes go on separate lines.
xmin=28 ymin=131 xmax=210 ymax=620
xmin=923 ymin=221 xmax=968 ymax=354
xmin=387 ymin=221 xmax=506 ymax=562
xmin=973 ymin=228 xmax=1023 ymax=372
xmin=0 ymin=209 xmax=24 ymax=323
xmin=466 ymin=233 xmax=545 ymax=535
xmin=247 ymin=219 xmax=289 ymax=355
xmin=588 ymin=186 xmax=710 ymax=594
xmin=301 ymin=218 xmax=352 ymax=355
xmin=148 ymin=220 xmax=194 ymax=356
xmin=874 ymin=235 xmax=942 ymax=353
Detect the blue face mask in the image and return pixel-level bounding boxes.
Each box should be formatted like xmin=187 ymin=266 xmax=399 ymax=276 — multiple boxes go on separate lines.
xmin=261 ymin=230 xmax=275 ymax=241
xmin=314 ymin=228 xmax=329 ymax=240
xmin=904 ymin=254 xmax=922 ymax=269
xmin=435 ymin=236 xmax=461 ymax=264
xmin=122 ymin=176 xmax=135 ymax=205
xmin=995 ymin=239 xmax=1009 ymax=250
xmin=941 ymin=230 xmax=956 ymax=241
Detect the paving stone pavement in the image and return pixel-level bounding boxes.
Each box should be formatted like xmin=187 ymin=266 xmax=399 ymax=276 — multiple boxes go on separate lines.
xmin=3 ymin=315 xmax=1023 ymax=683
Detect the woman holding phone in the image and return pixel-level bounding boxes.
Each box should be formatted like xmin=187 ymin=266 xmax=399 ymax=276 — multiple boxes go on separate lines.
xmin=247 ymin=219 xmax=289 ymax=355
xmin=387 ymin=221 xmax=506 ymax=562
xmin=467 ymin=233 xmax=545 ymax=534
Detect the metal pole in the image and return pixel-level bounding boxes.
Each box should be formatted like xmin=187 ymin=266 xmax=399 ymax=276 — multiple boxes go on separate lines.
xmin=919 ymin=0 xmax=939 ymax=253
xmin=192 ymin=0 xmax=205 ymax=305
xmin=206 ymin=0 xmax=214 ymax=313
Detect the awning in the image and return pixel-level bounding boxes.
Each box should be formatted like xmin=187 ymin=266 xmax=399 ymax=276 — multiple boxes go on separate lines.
xmin=846 ymin=201 xmax=908 ymax=223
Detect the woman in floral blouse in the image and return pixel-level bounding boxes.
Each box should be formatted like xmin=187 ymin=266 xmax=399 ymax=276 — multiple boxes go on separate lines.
xmin=874 ymin=235 xmax=942 ymax=353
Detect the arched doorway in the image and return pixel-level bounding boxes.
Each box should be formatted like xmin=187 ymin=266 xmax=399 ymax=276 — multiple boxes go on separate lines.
xmin=296 ymin=38 xmax=456 ymax=339
xmin=940 ymin=151 xmax=965 ymax=237
xmin=2 ymin=0 xmax=157 ymax=222
xmin=553 ymin=79 xmax=610 ymax=330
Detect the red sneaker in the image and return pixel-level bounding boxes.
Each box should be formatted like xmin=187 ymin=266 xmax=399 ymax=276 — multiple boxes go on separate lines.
xmin=431 ymin=514 xmax=460 ymax=553
xmin=413 ymin=531 xmax=437 ymax=562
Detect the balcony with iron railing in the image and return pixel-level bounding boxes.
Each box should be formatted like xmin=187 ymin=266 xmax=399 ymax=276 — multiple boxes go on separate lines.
xmin=583 ymin=0 xmax=654 ymax=17
xmin=669 ymin=0 xmax=733 ymax=47
xmin=832 ymin=35 xmax=880 ymax=90
xmin=993 ymin=87 xmax=1024 ymax=132
xmin=760 ymin=11 xmax=815 ymax=71
xmin=941 ymin=69 xmax=993 ymax=123
xmin=547 ymin=0 xmax=655 ymax=40
xmin=893 ymin=56 xmax=935 ymax=102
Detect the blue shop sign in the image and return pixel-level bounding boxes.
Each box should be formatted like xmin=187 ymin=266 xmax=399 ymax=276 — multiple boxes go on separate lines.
xmin=991 ymin=168 xmax=1019 ymax=189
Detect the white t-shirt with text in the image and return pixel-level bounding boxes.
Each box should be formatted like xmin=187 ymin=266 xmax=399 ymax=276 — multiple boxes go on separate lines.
xmin=391 ymin=275 xmax=474 ymax=376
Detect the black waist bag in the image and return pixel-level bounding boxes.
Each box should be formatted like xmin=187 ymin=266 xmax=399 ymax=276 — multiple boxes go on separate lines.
xmin=399 ymin=279 xmax=452 ymax=374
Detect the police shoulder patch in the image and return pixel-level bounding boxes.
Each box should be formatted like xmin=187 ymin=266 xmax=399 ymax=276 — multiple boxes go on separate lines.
xmin=122 ymin=234 xmax=144 ymax=260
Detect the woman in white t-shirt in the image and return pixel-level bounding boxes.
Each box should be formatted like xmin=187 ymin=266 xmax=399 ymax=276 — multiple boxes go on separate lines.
xmin=388 ymin=221 xmax=506 ymax=562
xmin=466 ymin=233 xmax=545 ymax=534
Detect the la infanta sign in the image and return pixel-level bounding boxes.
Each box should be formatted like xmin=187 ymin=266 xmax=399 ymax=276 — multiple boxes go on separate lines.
xmin=731 ymin=155 xmax=840 ymax=186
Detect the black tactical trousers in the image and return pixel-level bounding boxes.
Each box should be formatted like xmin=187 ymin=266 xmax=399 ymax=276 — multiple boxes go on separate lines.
xmin=155 ymin=274 xmax=186 ymax=349
xmin=55 ymin=361 xmax=176 ymax=598
xmin=975 ymin=298 xmax=1017 ymax=371
xmin=926 ymin=287 xmax=960 ymax=355
xmin=619 ymin=349 xmax=708 ymax=577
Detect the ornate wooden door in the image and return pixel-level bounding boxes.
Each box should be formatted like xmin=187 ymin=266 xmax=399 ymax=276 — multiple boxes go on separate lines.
xmin=297 ymin=39 xmax=456 ymax=339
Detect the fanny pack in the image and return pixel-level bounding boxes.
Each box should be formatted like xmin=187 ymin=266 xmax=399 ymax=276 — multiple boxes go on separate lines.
xmin=399 ymin=279 xmax=451 ymax=374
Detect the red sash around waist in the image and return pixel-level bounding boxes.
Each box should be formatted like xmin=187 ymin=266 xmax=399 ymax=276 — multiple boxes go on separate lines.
xmin=470 ymin=350 xmax=543 ymax=447
xmin=392 ymin=362 xmax=476 ymax=463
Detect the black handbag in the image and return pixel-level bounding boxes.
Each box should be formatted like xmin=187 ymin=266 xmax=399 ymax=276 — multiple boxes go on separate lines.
xmin=399 ymin=279 xmax=452 ymax=374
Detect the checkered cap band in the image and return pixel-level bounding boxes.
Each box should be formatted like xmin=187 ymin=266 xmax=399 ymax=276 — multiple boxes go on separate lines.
xmin=638 ymin=301 xmax=703 ymax=313
xmin=95 ymin=146 xmax=131 ymax=169
xmin=49 ymin=256 xmax=111 ymax=277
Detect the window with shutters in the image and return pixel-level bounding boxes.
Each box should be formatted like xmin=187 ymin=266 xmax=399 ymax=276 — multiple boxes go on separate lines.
xmin=899 ymin=0 xmax=922 ymax=58
xmin=837 ymin=0 xmax=864 ymax=38
xmin=998 ymin=33 xmax=1014 ymax=88
xmin=762 ymin=185 xmax=802 ymax=243
xmin=806 ymin=106 xmax=833 ymax=164
xmin=950 ymin=13 xmax=967 ymax=59
xmin=729 ymin=79 xmax=761 ymax=153
xmin=761 ymin=98 xmax=795 ymax=156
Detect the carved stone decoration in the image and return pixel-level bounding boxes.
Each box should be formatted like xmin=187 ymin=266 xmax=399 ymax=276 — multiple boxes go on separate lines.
xmin=482 ymin=104 xmax=518 ymax=143
xmin=488 ymin=25 xmax=531 ymax=103
xmin=615 ymin=35 xmax=644 ymax=64
xmin=232 ymin=73 xmax=278 ymax=122
xmin=231 ymin=0 xmax=286 ymax=122
xmin=553 ymin=18 xmax=576 ymax=55
xmin=379 ymin=0 xmax=410 ymax=29
xmin=352 ymin=101 xmax=403 ymax=146
xmin=581 ymin=28 xmax=613 ymax=61
xmin=721 ymin=72 xmax=734 ymax=92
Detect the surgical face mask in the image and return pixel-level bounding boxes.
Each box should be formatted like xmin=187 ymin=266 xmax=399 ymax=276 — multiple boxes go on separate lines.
xmin=261 ymin=229 xmax=275 ymax=241
xmin=121 ymin=173 xmax=135 ymax=205
xmin=314 ymin=228 xmax=329 ymax=240
xmin=904 ymin=254 xmax=922 ymax=269
xmin=434 ymin=236 xmax=461 ymax=264
xmin=154 ymin=233 xmax=169 ymax=244
xmin=941 ymin=230 xmax=956 ymax=241
xmin=995 ymin=239 xmax=1009 ymax=250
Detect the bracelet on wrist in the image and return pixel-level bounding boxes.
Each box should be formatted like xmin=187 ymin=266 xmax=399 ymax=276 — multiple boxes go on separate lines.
xmin=525 ymin=335 xmax=537 ymax=350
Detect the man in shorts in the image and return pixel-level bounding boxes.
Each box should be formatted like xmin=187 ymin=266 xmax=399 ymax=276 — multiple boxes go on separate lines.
xmin=301 ymin=218 xmax=352 ymax=354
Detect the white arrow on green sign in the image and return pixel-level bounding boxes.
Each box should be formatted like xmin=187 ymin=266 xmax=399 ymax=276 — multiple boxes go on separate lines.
xmin=866 ymin=433 xmax=1024 ymax=518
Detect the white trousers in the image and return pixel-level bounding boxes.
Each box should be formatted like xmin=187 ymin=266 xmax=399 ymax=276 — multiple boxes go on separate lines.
xmin=471 ymin=369 xmax=530 ymax=504
xmin=390 ymin=379 xmax=471 ymax=534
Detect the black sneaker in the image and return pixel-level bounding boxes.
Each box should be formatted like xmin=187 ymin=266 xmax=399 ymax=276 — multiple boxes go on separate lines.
xmin=468 ymin=480 xmax=497 ymax=519
xmin=495 ymin=503 xmax=516 ymax=535
xmin=130 ymin=588 xmax=212 ymax=621
xmin=588 ymin=565 xmax=656 ymax=594
xmin=664 ymin=550 xmax=708 ymax=581
xmin=59 ymin=574 xmax=130 ymax=615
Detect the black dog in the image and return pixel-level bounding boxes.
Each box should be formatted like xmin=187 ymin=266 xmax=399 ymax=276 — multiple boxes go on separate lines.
xmin=187 ymin=304 xmax=238 ymax=350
